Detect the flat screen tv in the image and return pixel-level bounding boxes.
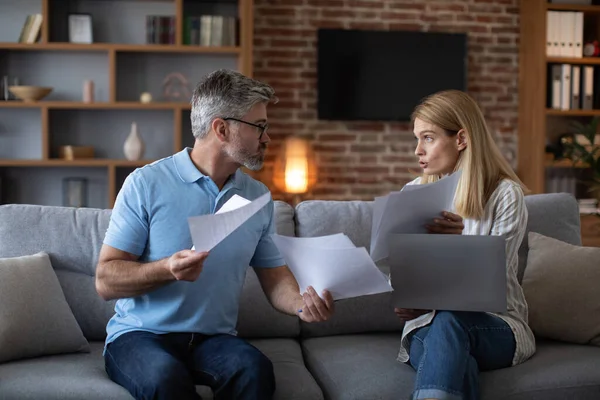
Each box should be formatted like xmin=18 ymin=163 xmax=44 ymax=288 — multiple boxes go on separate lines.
xmin=317 ymin=29 xmax=468 ymax=122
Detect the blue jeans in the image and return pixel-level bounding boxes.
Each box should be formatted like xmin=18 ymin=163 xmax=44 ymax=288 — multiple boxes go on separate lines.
xmin=408 ymin=311 xmax=516 ymax=400
xmin=104 ymin=331 xmax=275 ymax=400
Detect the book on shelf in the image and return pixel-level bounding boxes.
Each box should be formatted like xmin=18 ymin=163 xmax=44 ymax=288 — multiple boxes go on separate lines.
xmin=17 ymin=14 xmax=43 ymax=44
xmin=146 ymin=16 xmax=176 ymax=45
xmin=185 ymin=15 xmax=238 ymax=46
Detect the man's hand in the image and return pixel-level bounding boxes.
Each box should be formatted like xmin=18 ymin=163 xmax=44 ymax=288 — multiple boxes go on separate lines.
xmin=394 ymin=308 xmax=431 ymax=322
xmin=167 ymin=250 xmax=209 ymax=282
xmin=297 ymin=286 xmax=335 ymax=323
xmin=426 ymin=211 xmax=464 ymax=235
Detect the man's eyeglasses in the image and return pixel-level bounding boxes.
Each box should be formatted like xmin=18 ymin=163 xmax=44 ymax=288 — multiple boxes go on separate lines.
xmin=222 ymin=117 xmax=269 ymax=141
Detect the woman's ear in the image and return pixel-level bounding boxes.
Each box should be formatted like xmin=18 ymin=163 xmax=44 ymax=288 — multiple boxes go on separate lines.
xmin=456 ymin=129 xmax=468 ymax=151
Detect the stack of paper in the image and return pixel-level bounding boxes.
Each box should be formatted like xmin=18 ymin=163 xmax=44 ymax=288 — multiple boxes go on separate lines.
xmin=370 ymin=170 xmax=462 ymax=262
xmin=271 ymin=233 xmax=393 ymax=301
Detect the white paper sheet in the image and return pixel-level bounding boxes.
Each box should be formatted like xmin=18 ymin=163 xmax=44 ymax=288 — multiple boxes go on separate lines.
xmin=370 ymin=170 xmax=462 ymax=262
xmin=272 ymin=233 xmax=392 ymax=301
xmin=188 ymin=192 xmax=270 ymax=252
xmin=216 ymin=194 xmax=251 ymax=214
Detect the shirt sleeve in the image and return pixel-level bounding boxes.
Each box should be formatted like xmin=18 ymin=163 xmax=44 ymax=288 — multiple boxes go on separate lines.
xmin=103 ymin=171 xmax=149 ymax=256
xmin=490 ymin=183 xmax=528 ymax=271
xmin=250 ymin=199 xmax=286 ymax=268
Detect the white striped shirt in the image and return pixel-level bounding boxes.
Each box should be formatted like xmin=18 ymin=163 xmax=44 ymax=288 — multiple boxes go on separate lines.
xmin=396 ymin=178 xmax=536 ymax=366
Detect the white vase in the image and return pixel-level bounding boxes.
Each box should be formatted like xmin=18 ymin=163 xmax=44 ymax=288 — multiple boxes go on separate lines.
xmin=123 ymin=122 xmax=144 ymax=161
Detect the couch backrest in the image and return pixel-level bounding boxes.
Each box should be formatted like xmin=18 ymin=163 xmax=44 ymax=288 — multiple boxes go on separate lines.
xmin=517 ymin=193 xmax=581 ymax=281
xmin=0 ymin=204 xmax=114 ymax=341
xmin=0 ymin=201 xmax=300 ymax=341
xmin=292 ymin=193 xmax=582 ymax=338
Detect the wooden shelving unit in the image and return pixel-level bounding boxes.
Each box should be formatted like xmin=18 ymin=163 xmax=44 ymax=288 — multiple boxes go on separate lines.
xmin=0 ymin=101 xmax=192 ymax=110
xmin=519 ymin=0 xmax=600 ymax=247
xmin=0 ymin=0 xmax=253 ymax=208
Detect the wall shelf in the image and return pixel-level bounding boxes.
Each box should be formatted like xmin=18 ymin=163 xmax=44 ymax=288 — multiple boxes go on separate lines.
xmin=546 ymin=4 xmax=600 ymax=13
xmin=0 ymin=101 xmax=191 ymax=110
xmin=0 ymin=159 xmax=153 ymax=167
xmin=0 ymin=42 xmax=242 ymax=54
xmin=546 ymin=109 xmax=600 ymax=116
xmin=0 ymin=0 xmax=253 ymax=208
xmin=547 ymin=56 xmax=600 ymax=65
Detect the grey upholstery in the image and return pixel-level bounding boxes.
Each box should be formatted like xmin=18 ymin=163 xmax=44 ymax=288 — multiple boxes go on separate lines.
xmin=0 ymin=192 xmax=598 ymax=400
xmin=519 ymin=193 xmax=581 ymax=281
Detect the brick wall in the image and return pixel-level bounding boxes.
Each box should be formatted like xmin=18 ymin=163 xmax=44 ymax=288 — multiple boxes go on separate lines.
xmin=252 ymin=0 xmax=520 ymax=202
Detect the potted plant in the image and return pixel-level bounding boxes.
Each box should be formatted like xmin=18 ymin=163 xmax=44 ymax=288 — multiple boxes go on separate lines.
xmin=563 ymin=117 xmax=600 ymax=203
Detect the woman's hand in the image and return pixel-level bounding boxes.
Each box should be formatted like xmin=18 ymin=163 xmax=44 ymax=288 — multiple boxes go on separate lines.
xmin=394 ymin=308 xmax=431 ymax=322
xmin=426 ymin=211 xmax=464 ymax=235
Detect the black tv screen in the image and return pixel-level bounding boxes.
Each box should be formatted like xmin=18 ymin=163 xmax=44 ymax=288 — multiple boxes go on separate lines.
xmin=317 ymin=29 xmax=468 ymax=122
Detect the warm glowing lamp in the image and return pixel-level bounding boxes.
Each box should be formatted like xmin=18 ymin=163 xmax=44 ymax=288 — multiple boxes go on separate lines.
xmin=273 ymin=137 xmax=317 ymax=201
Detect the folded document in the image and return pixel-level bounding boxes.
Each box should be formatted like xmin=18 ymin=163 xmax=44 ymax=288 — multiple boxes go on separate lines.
xmin=271 ymin=233 xmax=392 ymax=301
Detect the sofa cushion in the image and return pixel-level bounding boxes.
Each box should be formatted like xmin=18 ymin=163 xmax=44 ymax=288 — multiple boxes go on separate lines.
xmin=301 ymin=333 xmax=415 ymax=400
xmin=0 ymin=204 xmax=115 ymax=341
xmin=522 ymin=232 xmax=600 ymax=346
xmin=0 ymin=252 xmax=90 ymax=363
xmin=274 ymin=200 xmax=295 ymax=237
xmin=250 ymin=338 xmax=324 ymax=400
xmin=480 ymin=340 xmax=600 ymax=400
xmin=302 ymin=335 xmax=600 ymax=400
xmin=0 ymin=340 xmax=321 ymax=400
xmin=519 ymin=193 xmax=581 ymax=282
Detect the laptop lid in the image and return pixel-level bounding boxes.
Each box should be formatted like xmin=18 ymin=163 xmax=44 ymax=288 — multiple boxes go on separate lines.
xmin=388 ymin=234 xmax=507 ymax=313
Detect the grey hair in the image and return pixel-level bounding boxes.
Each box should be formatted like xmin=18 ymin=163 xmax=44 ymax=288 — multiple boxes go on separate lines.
xmin=190 ymin=69 xmax=278 ymax=140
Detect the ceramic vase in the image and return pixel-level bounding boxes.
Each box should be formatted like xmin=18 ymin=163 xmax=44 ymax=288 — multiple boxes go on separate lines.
xmin=123 ymin=122 xmax=144 ymax=161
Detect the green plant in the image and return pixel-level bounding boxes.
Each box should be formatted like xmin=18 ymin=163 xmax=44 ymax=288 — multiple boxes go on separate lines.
xmin=564 ymin=117 xmax=600 ymax=196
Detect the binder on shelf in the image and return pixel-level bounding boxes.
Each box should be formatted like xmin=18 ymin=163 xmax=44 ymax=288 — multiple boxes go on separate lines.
xmin=560 ymin=64 xmax=571 ymax=110
xmin=546 ymin=11 xmax=584 ymax=58
xmin=582 ymin=66 xmax=594 ymax=110
xmin=572 ymin=65 xmax=581 ymax=110
xmin=551 ymin=64 xmax=562 ymax=109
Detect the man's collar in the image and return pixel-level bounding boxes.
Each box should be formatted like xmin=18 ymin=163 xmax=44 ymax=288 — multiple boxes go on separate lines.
xmin=174 ymin=148 xmax=241 ymax=189
xmin=174 ymin=148 xmax=204 ymax=183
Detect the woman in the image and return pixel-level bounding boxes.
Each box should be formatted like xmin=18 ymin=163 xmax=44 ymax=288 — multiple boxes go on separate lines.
xmin=395 ymin=90 xmax=536 ymax=400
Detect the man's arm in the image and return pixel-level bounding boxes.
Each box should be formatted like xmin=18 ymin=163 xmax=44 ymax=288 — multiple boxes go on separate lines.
xmin=254 ymin=265 xmax=334 ymax=322
xmin=95 ymin=244 xmax=209 ymax=301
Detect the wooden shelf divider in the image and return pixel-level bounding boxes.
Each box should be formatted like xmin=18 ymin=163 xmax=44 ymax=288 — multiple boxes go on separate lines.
xmin=547 ymin=56 xmax=600 ymax=65
xmin=0 ymin=159 xmax=154 ymax=167
xmin=0 ymin=43 xmax=241 ymax=54
xmin=546 ymin=4 xmax=600 ymax=12
xmin=108 ymin=49 xmax=117 ymax=103
xmin=41 ymin=106 xmax=49 ymax=159
xmin=41 ymin=0 xmax=49 ymax=44
xmin=0 ymin=101 xmax=191 ymax=110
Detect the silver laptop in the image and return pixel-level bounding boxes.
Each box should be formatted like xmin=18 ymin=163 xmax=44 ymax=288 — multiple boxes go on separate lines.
xmin=388 ymin=234 xmax=507 ymax=313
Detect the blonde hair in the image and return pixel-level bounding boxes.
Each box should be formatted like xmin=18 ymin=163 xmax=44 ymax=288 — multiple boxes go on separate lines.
xmin=411 ymin=90 xmax=528 ymax=220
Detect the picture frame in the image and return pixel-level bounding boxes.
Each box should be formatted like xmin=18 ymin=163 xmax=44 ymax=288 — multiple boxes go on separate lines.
xmin=68 ymin=14 xmax=93 ymax=44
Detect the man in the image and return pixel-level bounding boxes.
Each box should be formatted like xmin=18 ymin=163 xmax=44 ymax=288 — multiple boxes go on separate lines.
xmin=95 ymin=69 xmax=334 ymax=400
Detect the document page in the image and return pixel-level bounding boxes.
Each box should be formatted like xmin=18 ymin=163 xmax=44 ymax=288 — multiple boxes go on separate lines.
xmin=188 ymin=192 xmax=270 ymax=252
xmin=370 ymin=170 xmax=461 ymax=262
xmin=272 ymin=233 xmax=392 ymax=301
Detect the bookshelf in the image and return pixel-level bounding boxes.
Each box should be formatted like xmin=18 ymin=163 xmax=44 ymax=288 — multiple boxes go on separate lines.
xmin=519 ymin=0 xmax=600 ymax=246
xmin=0 ymin=0 xmax=253 ymax=208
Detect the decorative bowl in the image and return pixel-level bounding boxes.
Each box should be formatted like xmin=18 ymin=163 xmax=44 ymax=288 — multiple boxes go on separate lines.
xmin=8 ymin=86 xmax=53 ymax=102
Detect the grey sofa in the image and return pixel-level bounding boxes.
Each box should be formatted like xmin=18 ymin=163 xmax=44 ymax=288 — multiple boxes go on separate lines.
xmin=0 ymin=193 xmax=599 ymax=400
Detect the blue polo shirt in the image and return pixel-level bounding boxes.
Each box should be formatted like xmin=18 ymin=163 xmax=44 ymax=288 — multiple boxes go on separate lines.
xmin=103 ymin=148 xmax=285 ymax=347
